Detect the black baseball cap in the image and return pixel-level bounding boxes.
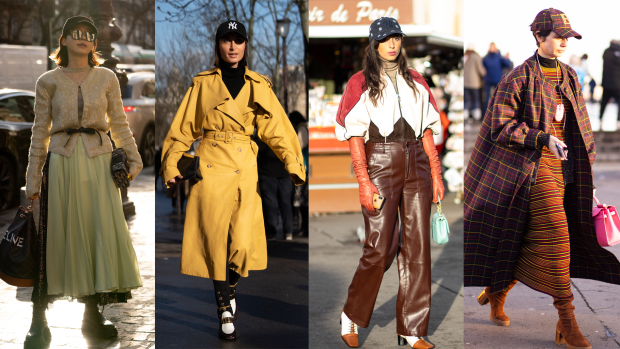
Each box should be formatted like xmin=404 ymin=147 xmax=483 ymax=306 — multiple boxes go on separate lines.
xmin=216 ymin=20 xmax=248 ymax=41
xmin=369 ymin=17 xmax=406 ymax=42
xmin=62 ymin=16 xmax=98 ymax=35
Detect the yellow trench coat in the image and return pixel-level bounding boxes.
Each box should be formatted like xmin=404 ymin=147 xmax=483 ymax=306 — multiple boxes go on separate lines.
xmin=161 ymin=67 xmax=306 ymax=281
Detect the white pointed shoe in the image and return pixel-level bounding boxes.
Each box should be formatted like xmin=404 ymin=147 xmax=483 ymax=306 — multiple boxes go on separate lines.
xmin=397 ymin=334 xmax=434 ymax=348
xmin=340 ymin=311 xmax=359 ymax=347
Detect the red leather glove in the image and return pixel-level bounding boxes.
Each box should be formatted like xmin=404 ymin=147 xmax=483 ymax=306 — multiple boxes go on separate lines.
xmin=422 ymin=129 xmax=445 ymax=203
xmin=349 ymin=137 xmax=379 ymax=212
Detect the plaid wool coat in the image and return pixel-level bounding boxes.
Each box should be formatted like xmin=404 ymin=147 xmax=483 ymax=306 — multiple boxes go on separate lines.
xmin=464 ymin=54 xmax=620 ymax=293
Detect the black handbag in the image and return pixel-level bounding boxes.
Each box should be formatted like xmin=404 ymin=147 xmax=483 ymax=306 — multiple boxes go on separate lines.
xmin=176 ymin=153 xmax=203 ymax=182
xmin=111 ymin=147 xmax=130 ymax=188
xmin=0 ymin=205 xmax=38 ymax=287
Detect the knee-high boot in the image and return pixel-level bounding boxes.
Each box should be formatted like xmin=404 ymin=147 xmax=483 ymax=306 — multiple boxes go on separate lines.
xmin=553 ymin=296 xmax=591 ymax=349
xmin=477 ymin=279 xmax=518 ymax=326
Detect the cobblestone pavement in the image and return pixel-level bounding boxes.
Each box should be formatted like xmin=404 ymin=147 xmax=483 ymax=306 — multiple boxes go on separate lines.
xmin=0 ymin=166 xmax=156 ymax=349
xmin=309 ymin=191 xmax=464 ymax=348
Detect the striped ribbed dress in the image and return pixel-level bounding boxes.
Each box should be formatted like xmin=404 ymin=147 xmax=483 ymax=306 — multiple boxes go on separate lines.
xmin=513 ymin=61 xmax=573 ymax=299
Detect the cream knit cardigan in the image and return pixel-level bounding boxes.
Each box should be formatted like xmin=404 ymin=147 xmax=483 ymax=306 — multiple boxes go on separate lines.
xmin=25 ymin=66 xmax=143 ymax=197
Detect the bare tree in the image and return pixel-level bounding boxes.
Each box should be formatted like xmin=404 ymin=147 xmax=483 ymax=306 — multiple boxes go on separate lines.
xmin=156 ymin=0 xmax=306 ymax=118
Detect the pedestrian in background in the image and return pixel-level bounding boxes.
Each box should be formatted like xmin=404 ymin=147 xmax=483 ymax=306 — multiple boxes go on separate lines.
xmin=335 ymin=17 xmax=444 ymax=349
xmin=482 ymin=42 xmax=512 ymax=108
xmin=465 ymin=9 xmax=620 ymax=349
xmin=289 ymin=111 xmax=309 ymax=237
xmin=599 ymin=40 xmax=620 ymax=123
xmin=160 ymin=20 xmax=305 ymax=340
xmin=581 ymin=54 xmax=597 ymax=102
xmin=502 ymin=52 xmax=514 ymax=76
xmin=464 ymin=43 xmax=486 ymax=121
xmin=24 ymin=16 xmax=143 ymax=348
xmin=257 ymin=134 xmax=295 ymax=241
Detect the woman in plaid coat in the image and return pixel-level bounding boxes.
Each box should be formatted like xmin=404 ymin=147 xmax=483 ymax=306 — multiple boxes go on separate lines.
xmin=464 ymin=9 xmax=620 ymax=349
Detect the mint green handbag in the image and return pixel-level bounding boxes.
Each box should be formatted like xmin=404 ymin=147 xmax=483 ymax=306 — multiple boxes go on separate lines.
xmin=432 ymin=195 xmax=450 ymax=245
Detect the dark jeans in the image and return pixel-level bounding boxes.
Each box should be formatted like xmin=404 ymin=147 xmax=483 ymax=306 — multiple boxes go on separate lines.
xmin=259 ymin=175 xmax=293 ymax=237
xmin=464 ymin=88 xmax=482 ymax=114
xmin=484 ymin=82 xmax=498 ymax=111
xmin=599 ymin=88 xmax=620 ymax=120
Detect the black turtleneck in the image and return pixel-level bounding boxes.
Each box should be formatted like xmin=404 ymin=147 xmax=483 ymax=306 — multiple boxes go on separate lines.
xmin=537 ymin=52 xmax=558 ymax=68
xmin=220 ymin=64 xmax=246 ymax=99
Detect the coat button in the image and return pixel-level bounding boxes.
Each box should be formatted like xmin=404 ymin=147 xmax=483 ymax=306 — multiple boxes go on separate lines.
xmin=235 ymin=170 xmax=240 ymax=174
xmin=215 ymin=125 xmax=220 ymax=130
xmin=240 ymin=126 xmax=245 ymax=131
xmin=207 ymin=164 xmax=212 ymax=168
xmin=212 ymin=142 xmax=217 ymax=147
xmin=238 ymin=148 xmax=242 ymax=152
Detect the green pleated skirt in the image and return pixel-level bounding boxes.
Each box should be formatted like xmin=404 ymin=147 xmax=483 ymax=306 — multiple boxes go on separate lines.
xmin=46 ymin=136 xmax=142 ymax=297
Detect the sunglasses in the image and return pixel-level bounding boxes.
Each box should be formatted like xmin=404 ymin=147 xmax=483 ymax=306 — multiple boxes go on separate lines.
xmin=70 ymin=29 xmax=97 ymax=42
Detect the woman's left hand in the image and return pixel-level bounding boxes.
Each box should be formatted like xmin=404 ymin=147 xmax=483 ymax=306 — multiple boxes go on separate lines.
xmin=432 ymin=177 xmax=445 ymax=204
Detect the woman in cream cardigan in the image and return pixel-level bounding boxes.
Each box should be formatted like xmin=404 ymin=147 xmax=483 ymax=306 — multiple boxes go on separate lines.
xmin=23 ymin=16 xmax=143 ymax=348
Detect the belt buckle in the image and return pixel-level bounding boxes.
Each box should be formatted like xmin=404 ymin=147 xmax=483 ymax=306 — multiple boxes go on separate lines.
xmin=225 ymin=131 xmax=233 ymax=144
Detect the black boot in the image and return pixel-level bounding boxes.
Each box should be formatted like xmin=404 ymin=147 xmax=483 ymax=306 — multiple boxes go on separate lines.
xmin=229 ymin=269 xmax=241 ymax=321
xmin=24 ymin=305 xmax=51 ymax=348
xmin=81 ymin=297 xmax=118 ymax=338
xmin=213 ymin=280 xmax=236 ymax=339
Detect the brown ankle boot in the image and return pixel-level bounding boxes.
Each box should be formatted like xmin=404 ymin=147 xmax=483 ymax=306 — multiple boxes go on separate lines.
xmin=477 ymin=279 xmax=517 ymax=326
xmin=553 ymin=296 xmax=591 ymax=349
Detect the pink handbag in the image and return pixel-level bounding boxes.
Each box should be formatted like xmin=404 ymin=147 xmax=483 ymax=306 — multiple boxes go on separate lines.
xmin=592 ymin=196 xmax=620 ymax=247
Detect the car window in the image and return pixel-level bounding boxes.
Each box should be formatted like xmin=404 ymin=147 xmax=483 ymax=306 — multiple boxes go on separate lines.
xmin=122 ymin=84 xmax=133 ymax=99
xmin=141 ymin=79 xmax=155 ymax=98
xmin=18 ymin=96 xmax=35 ymax=122
xmin=0 ymin=96 xmax=33 ymax=123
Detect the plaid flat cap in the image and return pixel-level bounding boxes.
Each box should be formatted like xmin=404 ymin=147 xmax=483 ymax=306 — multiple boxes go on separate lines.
xmin=531 ymin=8 xmax=581 ymax=39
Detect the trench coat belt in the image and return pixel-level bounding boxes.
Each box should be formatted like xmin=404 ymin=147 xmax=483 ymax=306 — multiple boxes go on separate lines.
xmin=54 ymin=127 xmax=103 ymax=147
xmin=203 ymin=130 xmax=252 ymax=144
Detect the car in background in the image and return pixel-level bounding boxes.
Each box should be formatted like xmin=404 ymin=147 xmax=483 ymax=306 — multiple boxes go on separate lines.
xmin=123 ymin=71 xmax=155 ymax=167
xmin=0 ymin=89 xmax=35 ymax=210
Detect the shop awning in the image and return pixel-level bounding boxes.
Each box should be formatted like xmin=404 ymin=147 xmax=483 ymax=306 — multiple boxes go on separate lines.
xmin=309 ymin=24 xmax=463 ymax=48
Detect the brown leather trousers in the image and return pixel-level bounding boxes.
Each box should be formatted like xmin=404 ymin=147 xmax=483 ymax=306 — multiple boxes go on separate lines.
xmin=343 ymin=141 xmax=432 ymax=337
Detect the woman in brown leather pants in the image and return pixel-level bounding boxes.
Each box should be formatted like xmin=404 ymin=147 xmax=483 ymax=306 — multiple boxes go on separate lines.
xmin=334 ymin=17 xmax=445 ymax=349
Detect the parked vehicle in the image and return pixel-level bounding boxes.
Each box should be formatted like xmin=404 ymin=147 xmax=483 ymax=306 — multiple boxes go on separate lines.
xmin=0 ymin=45 xmax=47 ymax=91
xmin=123 ymin=71 xmax=155 ymax=167
xmin=0 ymin=89 xmax=35 ymax=210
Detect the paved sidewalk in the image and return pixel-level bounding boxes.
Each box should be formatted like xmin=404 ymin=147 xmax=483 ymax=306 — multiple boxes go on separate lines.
xmin=309 ymin=191 xmax=464 ymax=348
xmin=0 ymin=166 xmax=156 ymax=349
xmin=464 ymin=163 xmax=620 ymax=348
xmin=154 ymin=187 xmax=309 ymax=348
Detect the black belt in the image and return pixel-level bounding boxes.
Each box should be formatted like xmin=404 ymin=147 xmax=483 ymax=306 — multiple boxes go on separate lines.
xmin=56 ymin=127 xmax=103 ymax=147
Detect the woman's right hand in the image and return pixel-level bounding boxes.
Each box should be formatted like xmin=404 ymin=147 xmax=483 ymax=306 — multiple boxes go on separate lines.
xmin=359 ymin=180 xmax=379 ymax=212
xmin=167 ymin=175 xmax=184 ymax=186
xmin=548 ymin=135 xmax=568 ymax=160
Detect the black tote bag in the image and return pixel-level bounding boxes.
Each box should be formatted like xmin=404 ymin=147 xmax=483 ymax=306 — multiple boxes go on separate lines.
xmin=0 ymin=205 xmax=38 ymax=287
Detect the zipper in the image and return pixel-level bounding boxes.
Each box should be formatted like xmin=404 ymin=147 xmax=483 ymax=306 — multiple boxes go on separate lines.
xmin=386 ymin=70 xmax=409 ymax=176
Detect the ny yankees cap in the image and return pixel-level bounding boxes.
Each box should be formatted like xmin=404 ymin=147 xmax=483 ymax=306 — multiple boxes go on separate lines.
xmin=531 ymin=8 xmax=581 ymax=40
xmin=369 ymin=17 xmax=406 ymax=42
xmin=62 ymin=16 xmax=98 ymax=36
xmin=216 ymin=20 xmax=248 ymax=41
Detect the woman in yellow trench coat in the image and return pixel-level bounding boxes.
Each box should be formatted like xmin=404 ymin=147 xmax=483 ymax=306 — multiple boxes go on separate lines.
xmin=160 ymin=20 xmax=305 ymax=340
